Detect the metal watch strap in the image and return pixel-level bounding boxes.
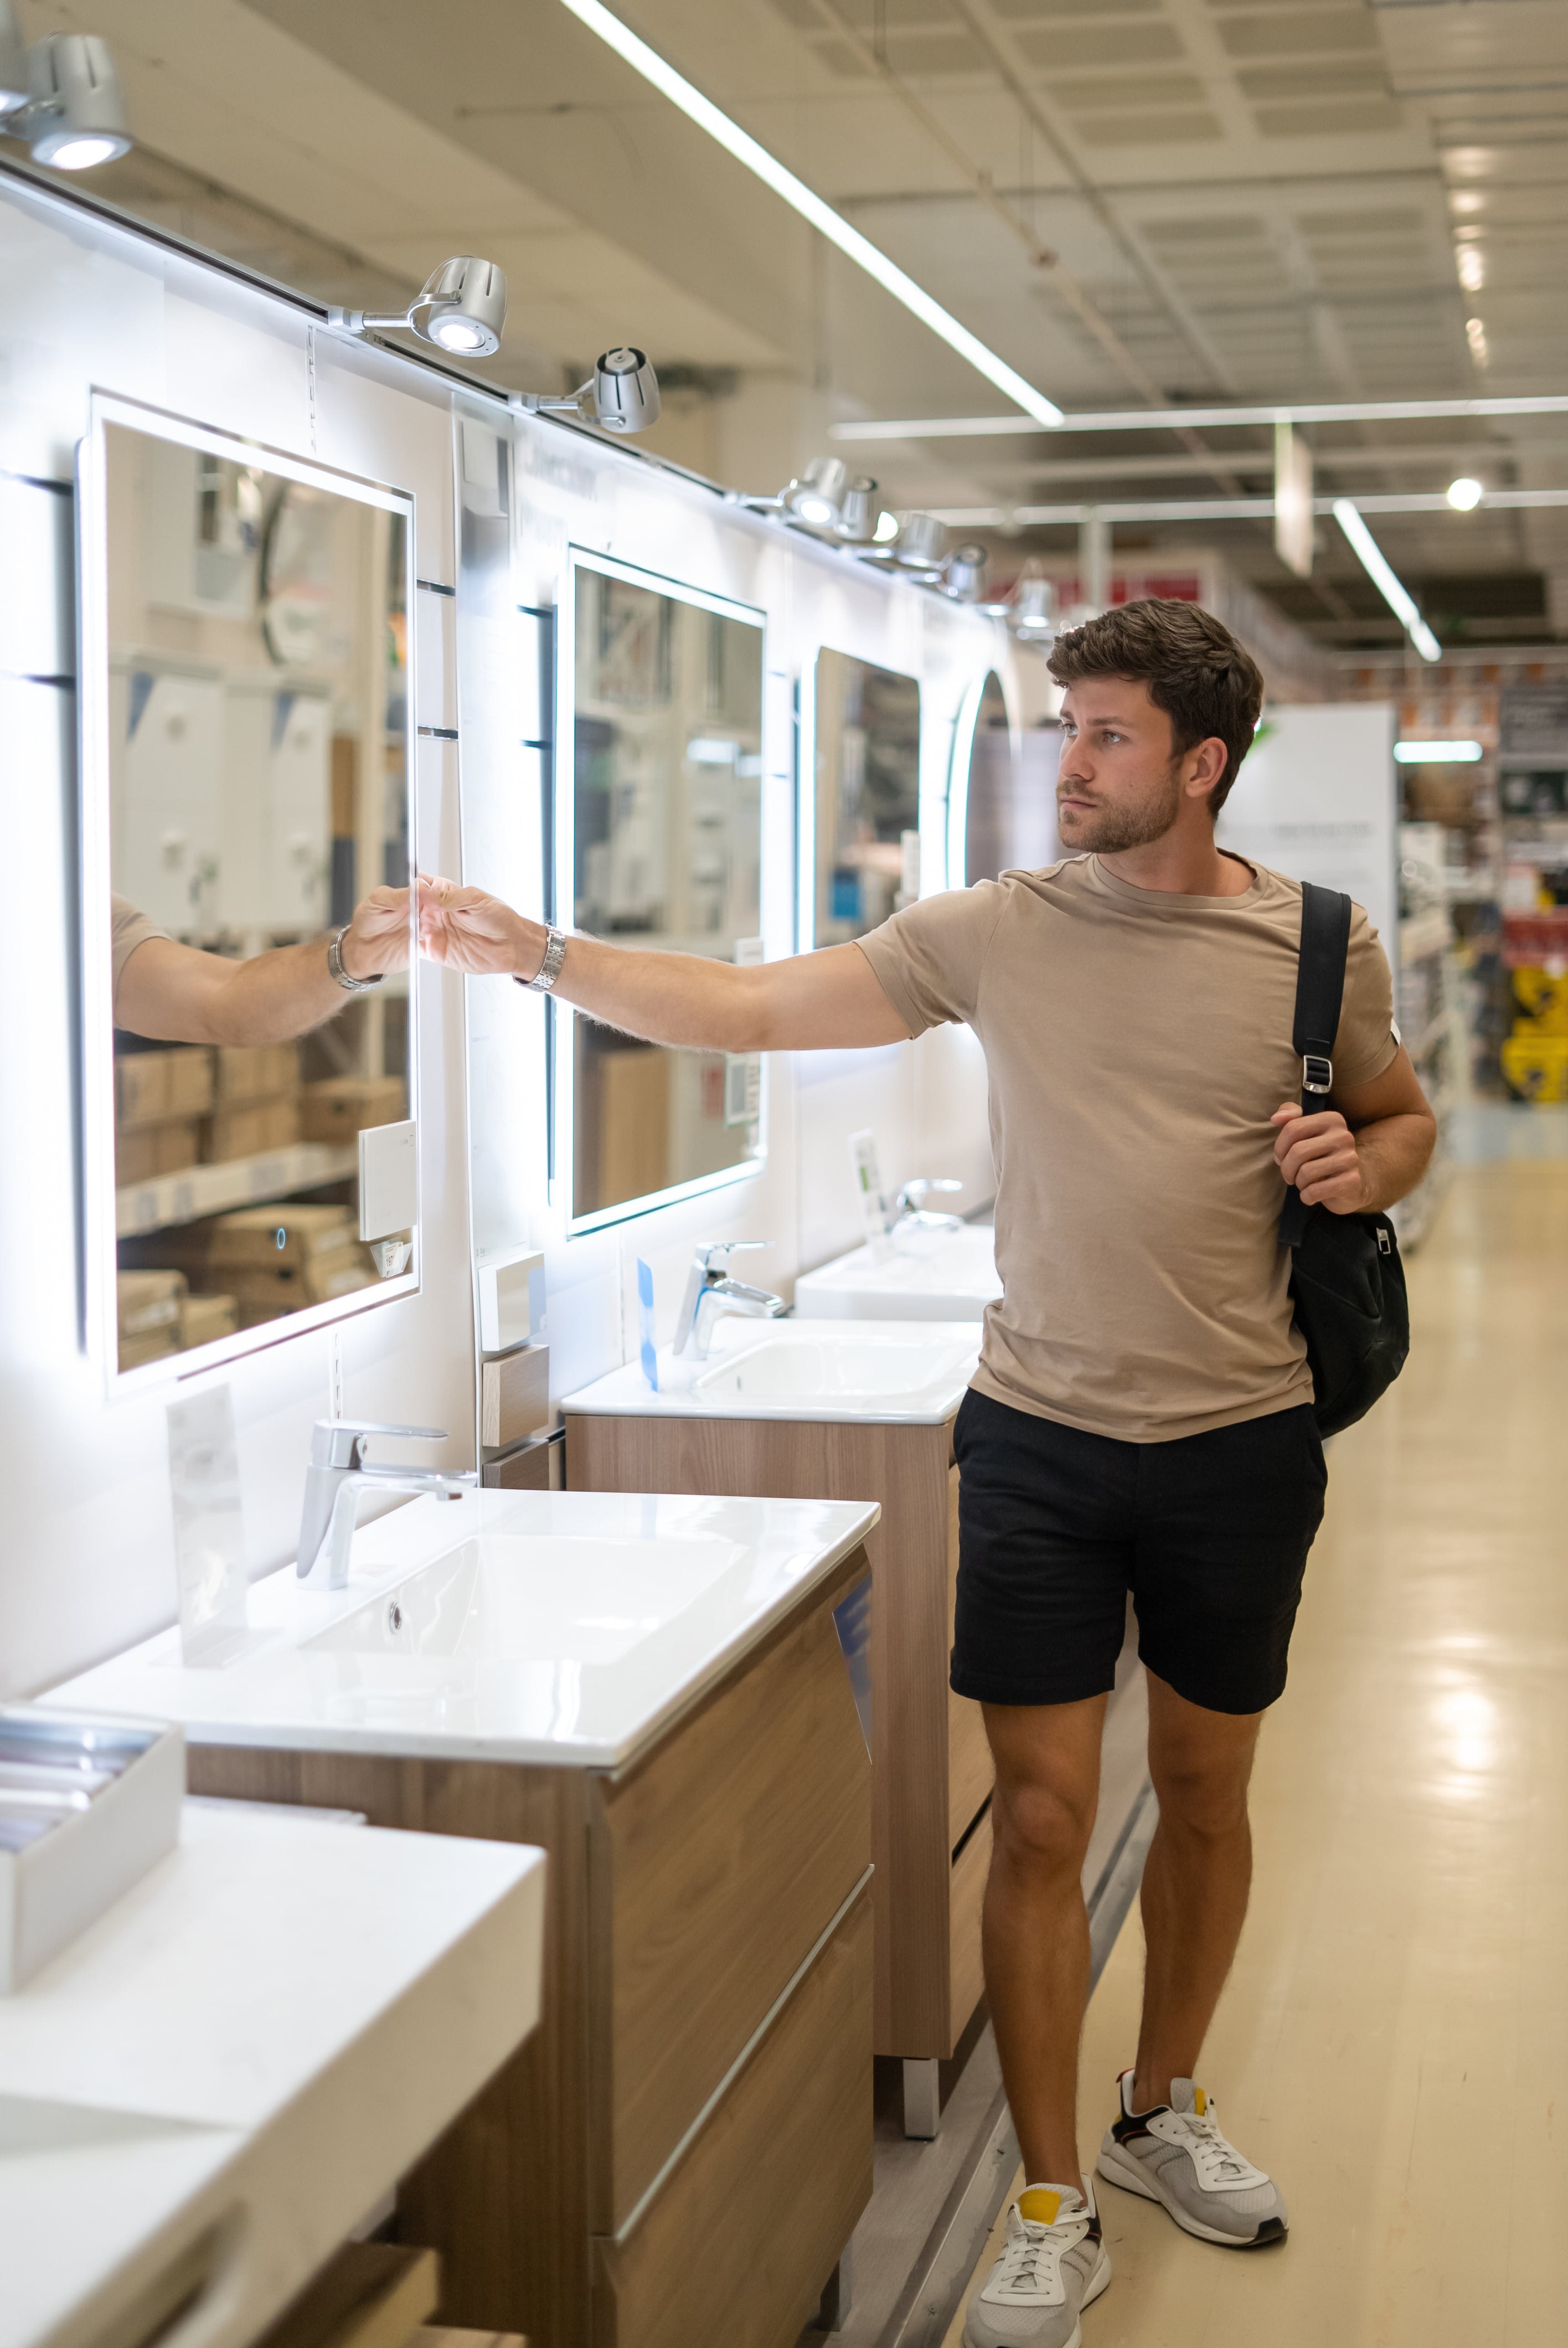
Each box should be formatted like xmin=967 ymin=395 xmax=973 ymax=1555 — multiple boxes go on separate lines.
xmin=328 ymin=926 xmax=383 ymax=993
xmin=518 ymin=925 xmax=568 ymax=993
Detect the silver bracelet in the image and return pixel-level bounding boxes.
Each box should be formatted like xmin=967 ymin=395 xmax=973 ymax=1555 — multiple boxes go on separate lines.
xmin=328 ymin=926 xmax=383 ymax=993
xmin=517 ymin=925 xmax=568 ymax=993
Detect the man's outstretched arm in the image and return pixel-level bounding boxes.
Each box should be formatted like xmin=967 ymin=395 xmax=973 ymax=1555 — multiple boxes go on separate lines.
xmin=114 ymin=887 xmax=412 ymax=1045
xmin=417 ymin=878 xmax=911 ymax=1053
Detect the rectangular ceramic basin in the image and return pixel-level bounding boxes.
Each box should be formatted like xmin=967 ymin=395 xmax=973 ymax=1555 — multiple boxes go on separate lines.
xmin=793 ymin=1225 xmax=1000 ymax=1322
xmin=307 ymin=1533 xmax=743 ymax=1665
xmin=694 ymin=1336 xmax=968 ymax=1405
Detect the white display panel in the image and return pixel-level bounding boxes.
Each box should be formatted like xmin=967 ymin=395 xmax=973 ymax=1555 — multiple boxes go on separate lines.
xmin=1218 ymin=703 xmax=1400 ymax=952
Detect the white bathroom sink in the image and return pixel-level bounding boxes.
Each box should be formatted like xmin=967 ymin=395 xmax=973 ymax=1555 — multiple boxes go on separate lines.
xmin=564 ymin=1317 xmax=979 ymax=1426
xmin=44 ymin=1489 xmax=877 ymax=1771
xmin=793 ymin=1225 xmax=1000 ymax=1322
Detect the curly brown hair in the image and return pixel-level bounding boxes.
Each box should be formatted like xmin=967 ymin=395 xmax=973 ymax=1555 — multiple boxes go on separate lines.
xmin=1046 ymin=598 xmax=1265 ymax=813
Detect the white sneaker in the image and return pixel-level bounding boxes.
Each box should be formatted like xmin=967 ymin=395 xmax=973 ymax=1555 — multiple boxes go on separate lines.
xmin=962 ymin=2182 xmax=1111 ymax=2348
xmin=1095 ymin=2071 xmax=1288 ymax=2246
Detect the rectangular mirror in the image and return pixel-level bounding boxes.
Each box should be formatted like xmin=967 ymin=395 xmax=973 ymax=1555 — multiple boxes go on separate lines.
xmin=808 ymin=647 xmax=922 ymax=947
xmin=79 ymin=400 xmax=417 ymax=1382
xmin=561 ymin=553 xmax=765 ymax=1230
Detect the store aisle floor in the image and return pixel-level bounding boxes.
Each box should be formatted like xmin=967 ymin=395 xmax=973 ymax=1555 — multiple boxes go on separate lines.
xmin=943 ymin=1160 xmax=1568 ymax=2347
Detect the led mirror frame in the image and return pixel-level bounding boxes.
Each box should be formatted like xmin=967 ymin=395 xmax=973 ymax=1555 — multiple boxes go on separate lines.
xmin=76 ymin=390 xmax=420 ymax=1394
xmin=945 ymin=666 xmax=1017 ymax=890
xmin=554 ymin=547 xmax=769 ymax=1237
xmin=798 ymin=643 xmax=931 ymax=952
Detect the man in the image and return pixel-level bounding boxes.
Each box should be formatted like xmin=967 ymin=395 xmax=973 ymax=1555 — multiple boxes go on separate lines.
xmin=419 ymin=600 xmax=1435 ymax=2347
xmin=111 ymin=885 xmax=415 ymax=1042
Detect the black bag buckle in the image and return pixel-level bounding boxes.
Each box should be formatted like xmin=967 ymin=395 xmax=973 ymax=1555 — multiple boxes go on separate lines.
xmin=1302 ymin=1053 xmax=1333 ymax=1096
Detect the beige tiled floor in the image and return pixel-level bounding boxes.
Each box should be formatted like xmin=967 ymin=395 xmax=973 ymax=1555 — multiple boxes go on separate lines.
xmin=945 ymin=1161 xmax=1568 ymax=2346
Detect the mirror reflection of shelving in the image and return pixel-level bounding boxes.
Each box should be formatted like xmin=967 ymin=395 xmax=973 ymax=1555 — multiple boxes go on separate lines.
xmin=102 ymin=425 xmax=414 ymax=1373
xmin=570 ymin=562 xmax=765 ymax=1223
xmin=813 ymin=649 xmax=921 ymax=946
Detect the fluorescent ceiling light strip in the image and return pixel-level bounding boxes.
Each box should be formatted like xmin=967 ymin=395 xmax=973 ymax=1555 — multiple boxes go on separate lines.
xmin=831 ymin=394 xmax=1568 ymax=441
xmin=927 ymin=488 xmax=1568 ymax=526
xmin=558 ymin=0 xmax=1062 ymax=428
xmin=1333 ymin=499 xmax=1441 ymax=664
xmin=1393 ymin=742 xmax=1483 ymax=764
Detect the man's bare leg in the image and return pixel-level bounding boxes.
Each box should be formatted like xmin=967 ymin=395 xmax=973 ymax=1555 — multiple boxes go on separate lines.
xmin=982 ymin=1694 xmax=1107 ymax=2193
xmin=1131 ymin=1671 xmax=1265 ymax=2112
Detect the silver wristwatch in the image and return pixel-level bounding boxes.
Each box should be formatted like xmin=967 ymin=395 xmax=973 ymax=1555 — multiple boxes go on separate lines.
xmin=327 ymin=926 xmax=383 ymax=993
xmin=518 ymin=925 xmax=568 ymax=993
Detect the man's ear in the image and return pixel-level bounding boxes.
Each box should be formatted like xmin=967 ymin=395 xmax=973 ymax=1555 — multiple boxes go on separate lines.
xmin=1182 ymin=735 xmax=1227 ymax=801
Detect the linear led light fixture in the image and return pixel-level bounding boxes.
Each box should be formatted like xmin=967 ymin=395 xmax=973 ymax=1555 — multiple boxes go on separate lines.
xmin=1394 ymin=741 xmax=1483 ymax=764
xmin=1333 ymin=498 xmax=1441 ymax=665
xmin=925 ymin=487 xmax=1568 ymax=527
xmin=556 ymin=0 xmax=1062 ymax=429
xmin=830 ymin=394 xmax=1568 ymax=442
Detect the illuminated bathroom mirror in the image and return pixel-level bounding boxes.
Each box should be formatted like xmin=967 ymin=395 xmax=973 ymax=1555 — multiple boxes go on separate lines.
xmin=808 ymin=648 xmax=922 ymax=947
xmin=79 ymin=398 xmax=417 ymax=1383
xmin=947 ymin=670 xmax=1055 ymax=886
xmin=560 ymin=552 xmax=765 ymax=1231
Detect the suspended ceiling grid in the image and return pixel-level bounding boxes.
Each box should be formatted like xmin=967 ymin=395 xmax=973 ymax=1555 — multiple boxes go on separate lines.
xmin=11 ymin=0 xmax=1568 ymax=647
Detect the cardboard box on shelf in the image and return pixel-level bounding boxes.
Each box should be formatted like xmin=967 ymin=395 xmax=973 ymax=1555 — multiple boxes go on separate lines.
xmin=301 ymin=1076 xmax=406 ymax=1143
xmin=214 ymin=1042 xmax=301 ymax=1105
xmin=116 ymin=1120 xmax=204 ymax=1187
xmin=200 ymin=1096 xmax=302 ymax=1164
xmin=117 ymin=1323 xmax=182 ymax=1370
xmin=115 ymin=1049 xmax=215 ymax=1128
xmin=198 ymin=1203 xmax=356 ymax=1273
xmin=116 ymin=1268 xmax=188 ymax=1337
xmin=179 ymin=1293 xmax=238 ymax=1348
xmin=218 ymin=1247 xmax=376 ymax=1311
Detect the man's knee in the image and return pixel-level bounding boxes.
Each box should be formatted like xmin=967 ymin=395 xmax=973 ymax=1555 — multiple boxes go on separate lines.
xmin=1149 ymin=1749 xmax=1253 ymax=1840
xmin=992 ymin=1769 xmax=1097 ymax=1876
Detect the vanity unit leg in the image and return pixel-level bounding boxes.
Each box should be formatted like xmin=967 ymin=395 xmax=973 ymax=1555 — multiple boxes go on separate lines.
xmin=902 ymin=2056 xmax=942 ymax=2140
xmin=814 ymin=2248 xmax=854 ymax=2332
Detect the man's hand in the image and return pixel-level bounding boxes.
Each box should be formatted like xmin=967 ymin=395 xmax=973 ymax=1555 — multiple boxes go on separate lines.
xmin=416 ymin=877 xmax=543 ymax=979
xmin=1271 ymin=1103 xmax=1370 ymax=1213
xmin=340 ymin=885 xmax=415 ymax=980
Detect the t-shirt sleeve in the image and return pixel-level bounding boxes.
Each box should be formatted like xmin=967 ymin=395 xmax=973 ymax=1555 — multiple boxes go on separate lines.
xmin=1333 ymin=904 xmax=1400 ymax=1091
xmin=111 ymin=894 xmax=168 ymax=993
xmin=855 ymin=883 xmax=1007 ymax=1037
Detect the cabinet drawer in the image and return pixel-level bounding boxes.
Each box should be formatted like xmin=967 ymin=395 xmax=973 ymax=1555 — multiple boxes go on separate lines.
xmin=590 ymin=1560 xmax=872 ymax=2230
xmin=593 ymin=1884 xmax=873 ymax=2348
xmin=948 ymin=1804 xmax=992 ymax=2052
xmin=946 ymin=1465 xmax=993 ymax=1847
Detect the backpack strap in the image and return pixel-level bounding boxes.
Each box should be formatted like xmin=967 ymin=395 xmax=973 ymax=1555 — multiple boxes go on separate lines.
xmin=1278 ymin=882 xmax=1353 ymax=1249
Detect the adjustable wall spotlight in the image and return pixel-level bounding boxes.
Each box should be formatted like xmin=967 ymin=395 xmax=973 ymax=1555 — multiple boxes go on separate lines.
xmin=1009 ymin=573 xmax=1056 ymax=639
xmin=329 ymin=257 xmax=509 ymax=358
xmin=0 ymin=11 xmax=131 ymax=169
xmin=835 ymin=476 xmax=884 ymax=544
xmin=890 ymin=512 xmax=948 ymax=573
xmin=942 ymin=543 xmax=988 ymax=601
xmin=784 ymin=457 xmax=848 ymax=527
xmin=517 ymin=347 xmax=663 ymax=434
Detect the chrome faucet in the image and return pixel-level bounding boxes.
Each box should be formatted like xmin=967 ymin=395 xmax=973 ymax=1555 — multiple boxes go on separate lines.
xmin=296 ymin=1421 xmax=476 ymax=1592
xmin=674 ymin=1242 xmax=787 ymax=1361
xmin=893 ymin=1178 xmax=964 ymax=1234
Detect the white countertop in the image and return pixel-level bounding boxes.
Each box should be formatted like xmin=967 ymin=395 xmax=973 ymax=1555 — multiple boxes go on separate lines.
xmin=0 ymin=1799 xmax=544 ymax=2348
xmin=45 ymin=1487 xmax=878 ymax=1770
xmin=563 ymin=1315 xmax=979 ymax=1426
xmin=793 ymin=1226 xmax=1001 ymax=1323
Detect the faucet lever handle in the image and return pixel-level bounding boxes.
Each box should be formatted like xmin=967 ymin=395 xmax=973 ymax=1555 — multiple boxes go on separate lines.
xmin=695 ymin=1239 xmax=768 ymax=1274
xmin=310 ymin=1419 xmax=448 ymax=1468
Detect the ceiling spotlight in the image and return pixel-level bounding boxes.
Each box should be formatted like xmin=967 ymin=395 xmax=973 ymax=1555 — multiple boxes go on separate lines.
xmin=0 ymin=18 xmax=131 ymax=168
xmin=785 ymin=456 xmax=849 ymax=528
xmin=872 ymin=508 xmax=900 ymax=545
xmin=943 ymin=543 xmax=988 ymax=601
xmin=517 ymin=346 xmax=662 ymax=433
xmin=1447 ymin=476 xmax=1484 ymax=511
xmin=835 ymin=476 xmax=883 ymax=544
xmin=329 ymin=257 xmax=509 ymax=359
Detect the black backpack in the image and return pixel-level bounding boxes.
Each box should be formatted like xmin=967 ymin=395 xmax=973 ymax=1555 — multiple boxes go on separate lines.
xmin=1278 ymin=883 xmax=1410 ymax=1438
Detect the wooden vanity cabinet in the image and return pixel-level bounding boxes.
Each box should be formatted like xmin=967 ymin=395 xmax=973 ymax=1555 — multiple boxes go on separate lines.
xmin=566 ymin=1412 xmax=991 ymax=2066
xmin=189 ymin=1544 xmax=873 ymax=2348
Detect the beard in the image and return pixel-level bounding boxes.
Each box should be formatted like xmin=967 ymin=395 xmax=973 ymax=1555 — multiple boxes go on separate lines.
xmin=1056 ymin=765 xmax=1184 ymax=854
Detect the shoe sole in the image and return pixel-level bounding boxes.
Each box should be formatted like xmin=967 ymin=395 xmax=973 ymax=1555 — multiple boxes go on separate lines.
xmin=1095 ymin=2146 xmax=1287 ymax=2248
xmin=961 ymin=2246 xmax=1111 ymax=2348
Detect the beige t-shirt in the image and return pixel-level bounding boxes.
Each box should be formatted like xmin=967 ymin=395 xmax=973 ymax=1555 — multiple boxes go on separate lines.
xmin=858 ymin=855 xmax=1399 ymax=1443
xmin=111 ymin=894 xmax=167 ymax=998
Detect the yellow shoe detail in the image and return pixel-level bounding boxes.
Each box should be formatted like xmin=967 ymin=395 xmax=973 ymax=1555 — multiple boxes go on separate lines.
xmin=1019 ymin=2187 xmax=1064 ymax=2226
xmin=1194 ymin=2089 xmax=1207 ymax=2115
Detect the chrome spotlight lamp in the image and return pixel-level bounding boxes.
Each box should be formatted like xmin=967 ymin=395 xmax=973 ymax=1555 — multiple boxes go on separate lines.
xmin=1009 ymin=572 xmax=1056 ymax=640
xmin=517 ymin=347 xmax=662 ymax=434
xmin=0 ymin=9 xmax=131 ymax=170
xmin=329 ymin=257 xmax=509 ymax=358
xmin=942 ymin=543 xmax=989 ymax=602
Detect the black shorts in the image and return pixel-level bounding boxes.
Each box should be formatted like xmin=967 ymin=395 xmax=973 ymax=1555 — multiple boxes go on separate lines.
xmin=951 ymin=1389 xmax=1327 ymax=1717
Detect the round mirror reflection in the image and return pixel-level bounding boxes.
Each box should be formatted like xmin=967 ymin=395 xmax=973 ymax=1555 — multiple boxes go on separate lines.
xmin=960 ymin=673 xmax=1059 ymax=885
